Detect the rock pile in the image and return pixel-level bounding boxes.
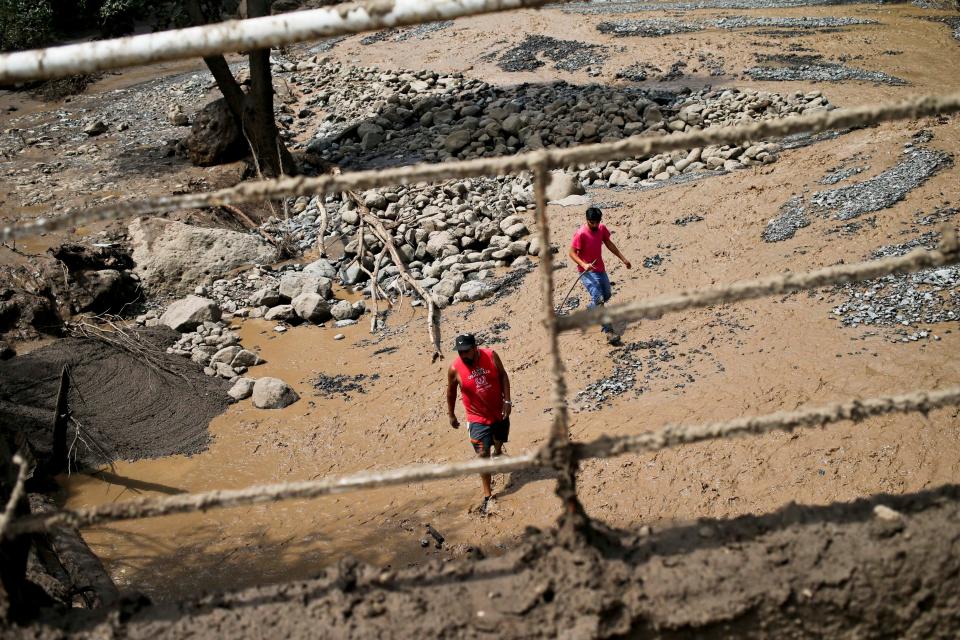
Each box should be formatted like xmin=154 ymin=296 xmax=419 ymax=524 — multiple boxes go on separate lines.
xmin=261 ymin=177 xmax=538 ymax=310
xmin=291 ymin=60 xmax=830 ymax=177
xmin=147 ymin=295 xmax=299 ymax=407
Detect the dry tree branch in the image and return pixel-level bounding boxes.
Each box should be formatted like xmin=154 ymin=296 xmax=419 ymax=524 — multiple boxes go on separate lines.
xmin=345 ymin=190 xmax=442 ymax=361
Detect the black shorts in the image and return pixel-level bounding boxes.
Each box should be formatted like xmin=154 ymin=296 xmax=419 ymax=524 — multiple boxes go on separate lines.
xmin=468 ymin=419 xmax=510 ymax=455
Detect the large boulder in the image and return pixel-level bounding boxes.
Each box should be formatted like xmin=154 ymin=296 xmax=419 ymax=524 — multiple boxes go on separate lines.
xmin=129 ymin=217 xmax=277 ymax=294
xmin=160 ymin=296 xmax=221 ymax=332
xmin=292 ymin=293 xmax=331 ymax=323
xmin=67 ymin=269 xmax=140 ymax=314
xmin=545 ymin=170 xmax=586 ymax=202
xmin=302 ymin=258 xmax=338 ymax=279
xmin=184 ymin=98 xmax=246 ymax=167
xmin=279 ymin=272 xmax=333 ymax=300
xmin=252 ymin=377 xmax=299 ymax=409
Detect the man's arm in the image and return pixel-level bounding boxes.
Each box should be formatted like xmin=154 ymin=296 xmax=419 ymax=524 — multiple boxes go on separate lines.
xmin=492 ymin=351 xmax=512 ymax=418
xmin=603 ymin=237 xmax=632 ymax=269
xmin=568 ymin=246 xmax=594 ymax=271
xmin=446 ymin=366 xmax=460 ymax=428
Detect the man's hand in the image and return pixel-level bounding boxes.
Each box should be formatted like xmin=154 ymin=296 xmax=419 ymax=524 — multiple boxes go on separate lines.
xmin=449 ymin=414 xmax=460 ymax=429
xmin=503 ymin=401 xmax=512 ymax=418
xmin=623 ymin=259 xmax=632 ymax=269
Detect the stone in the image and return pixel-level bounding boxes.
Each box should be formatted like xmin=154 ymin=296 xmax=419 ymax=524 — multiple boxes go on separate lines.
xmin=608 ymin=169 xmax=630 ymax=186
xmin=334 ymin=333 xmax=345 ymax=340
xmin=232 ymin=349 xmax=264 ymax=368
xmin=459 ymin=280 xmax=496 ymax=301
xmin=292 ymin=292 xmax=331 ymax=323
xmin=432 ymin=278 xmax=460 ymax=299
xmin=227 ymin=377 xmax=255 ymax=401
xmin=215 ymin=362 xmax=237 ymax=379
xmin=552 ymin=194 xmax=590 ymax=208
xmin=545 ymin=170 xmax=586 ymax=202
xmin=264 ymin=304 xmax=297 ymax=322
xmin=279 ymin=272 xmax=333 ymax=300
xmin=504 ymin=223 xmax=529 ymax=239
xmin=185 ymin=98 xmax=245 ymax=166
xmin=330 ymin=299 xmax=357 ymax=321
xmin=166 ymin=104 xmax=190 ymax=126
xmin=426 ymin=230 xmax=455 ymax=257
xmin=873 ymin=505 xmax=903 ymax=521
xmin=129 ymin=218 xmax=277 ymax=294
xmin=334 ymin=319 xmax=357 ymax=327
xmin=160 ymin=296 xmax=221 ymax=332
xmin=302 ymin=258 xmax=338 ymax=279
xmin=0 ymin=340 xmax=15 ymax=360
xmin=210 ymin=345 xmax=242 ymax=366
xmin=67 ymin=269 xmax=139 ymax=315
xmin=249 ymin=287 xmax=282 ymax=307
xmin=444 ymin=129 xmax=472 ymax=153
xmin=252 ymin=377 xmax=299 ymax=409
xmin=83 ymin=120 xmax=107 ymax=136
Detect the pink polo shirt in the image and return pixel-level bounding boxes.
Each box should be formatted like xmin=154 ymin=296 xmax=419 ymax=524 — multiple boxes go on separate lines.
xmin=571 ymin=223 xmax=611 ymax=273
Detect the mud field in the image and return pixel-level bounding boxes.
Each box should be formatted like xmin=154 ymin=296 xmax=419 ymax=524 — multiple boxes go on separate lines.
xmin=2 ymin=0 xmax=960 ymax=636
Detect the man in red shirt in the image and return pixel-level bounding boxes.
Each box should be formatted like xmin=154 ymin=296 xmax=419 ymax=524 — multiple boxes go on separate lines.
xmin=568 ymin=206 xmax=632 ymax=345
xmin=446 ymin=333 xmax=512 ymax=513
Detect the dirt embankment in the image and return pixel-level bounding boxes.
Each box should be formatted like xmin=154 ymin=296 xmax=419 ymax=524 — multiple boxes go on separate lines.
xmin=10 ymin=485 xmax=960 ymax=639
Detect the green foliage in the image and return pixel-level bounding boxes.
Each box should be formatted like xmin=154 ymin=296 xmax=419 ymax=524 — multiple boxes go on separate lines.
xmin=0 ymin=0 xmax=54 ymax=52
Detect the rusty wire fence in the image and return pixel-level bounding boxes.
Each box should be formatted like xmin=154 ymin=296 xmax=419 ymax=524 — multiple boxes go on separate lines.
xmin=2 ymin=0 xmax=960 ymax=538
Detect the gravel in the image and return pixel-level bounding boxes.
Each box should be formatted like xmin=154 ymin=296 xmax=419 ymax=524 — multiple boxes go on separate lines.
xmin=565 ymin=0 xmax=891 ymax=15
xmin=361 ymin=21 xmax=453 ymax=45
xmin=674 ymin=214 xmax=704 ymax=226
xmin=497 ymin=35 xmax=608 ymax=73
xmin=810 ymin=147 xmax=953 ymax=221
xmin=818 ymin=165 xmax=867 ymax=185
xmin=574 ymin=337 xmax=723 ymax=410
xmin=744 ymin=62 xmax=908 ymax=85
xmin=829 ymin=232 xmax=959 ymax=338
xmin=597 ymin=16 xmax=876 ymax=37
xmin=762 ymin=196 xmax=809 ymax=243
xmin=313 ymin=372 xmax=380 ymax=399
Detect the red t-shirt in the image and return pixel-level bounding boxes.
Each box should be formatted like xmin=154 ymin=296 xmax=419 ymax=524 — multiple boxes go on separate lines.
xmin=451 ymin=348 xmax=503 ymax=425
xmin=571 ymin=223 xmax=611 ymax=273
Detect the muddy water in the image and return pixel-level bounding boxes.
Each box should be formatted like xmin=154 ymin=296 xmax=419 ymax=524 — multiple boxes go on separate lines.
xmin=60 ymin=306 xmax=554 ymax=600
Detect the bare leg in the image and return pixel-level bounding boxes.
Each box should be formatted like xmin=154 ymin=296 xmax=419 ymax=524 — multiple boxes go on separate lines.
xmin=478 ymin=448 xmax=492 ymax=498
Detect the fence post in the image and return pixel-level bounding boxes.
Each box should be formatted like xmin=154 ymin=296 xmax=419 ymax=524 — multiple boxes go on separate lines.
xmin=532 ymin=154 xmax=591 ymax=542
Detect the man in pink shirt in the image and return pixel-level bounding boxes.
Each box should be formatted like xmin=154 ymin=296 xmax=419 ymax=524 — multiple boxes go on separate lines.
xmin=568 ymin=207 xmax=632 ymax=344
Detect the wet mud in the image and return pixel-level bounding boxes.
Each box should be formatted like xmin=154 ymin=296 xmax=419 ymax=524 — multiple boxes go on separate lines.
xmin=17 ymin=485 xmax=960 ymax=638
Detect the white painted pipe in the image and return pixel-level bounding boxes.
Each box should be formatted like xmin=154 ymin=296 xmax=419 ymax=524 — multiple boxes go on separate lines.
xmin=0 ymin=0 xmax=554 ymax=83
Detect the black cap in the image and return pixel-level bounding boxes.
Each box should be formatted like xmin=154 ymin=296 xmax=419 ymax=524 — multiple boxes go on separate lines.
xmin=453 ymin=334 xmax=477 ymax=351
xmin=585 ymin=206 xmax=602 ymax=221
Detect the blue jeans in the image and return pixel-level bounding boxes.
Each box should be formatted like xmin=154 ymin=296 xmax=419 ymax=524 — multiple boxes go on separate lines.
xmin=581 ymin=271 xmax=613 ymax=332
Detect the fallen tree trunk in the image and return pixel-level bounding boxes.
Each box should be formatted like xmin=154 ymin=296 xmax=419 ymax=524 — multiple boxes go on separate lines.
xmin=27 ymin=495 xmax=118 ymax=609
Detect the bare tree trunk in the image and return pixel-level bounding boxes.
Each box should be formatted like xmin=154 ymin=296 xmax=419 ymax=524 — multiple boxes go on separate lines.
xmin=245 ymin=0 xmax=296 ymax=177
xmin=187 ymin=0 xmax=296 ymax=177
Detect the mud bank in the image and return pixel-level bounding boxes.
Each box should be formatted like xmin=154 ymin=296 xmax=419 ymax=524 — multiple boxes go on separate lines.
xmin=0 ymin=328 xmax=229 ymax=468
xmin=14 ymin=485 xmax=960 ymax=638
